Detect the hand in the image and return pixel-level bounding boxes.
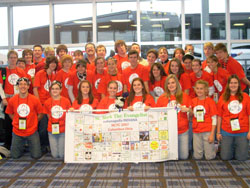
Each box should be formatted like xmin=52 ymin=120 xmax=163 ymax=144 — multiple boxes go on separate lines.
xmin=2 ymin=98 xmax=8 ymax=106
xmin=216 ymin=133 xmax=222 ymax=142
xmin=180 ymin=105 xmax=190 ymax=113
xmin=127 ymin=106 xmax=134 ymax=111
xmin=144 ymin=106 xmax=150 ymax=112
xmin=247 ymin=131 xmax=250 ymax=140
xmin=69 ymin=107 xmax=74 ymax=112
xmin=208 ymin=133 xmax=215 ymax=143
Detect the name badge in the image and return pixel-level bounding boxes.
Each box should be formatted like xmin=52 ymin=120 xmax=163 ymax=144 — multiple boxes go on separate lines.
xmin=213 ymin=93 xmax=218 ymax=103
xmin=14 ymin=85 xmax=19 ymax=95
xmin=52 ymin=123 xmax=60 ymax=134
xmin=196 ymin=109 xmax=204 ymax=122
xmin=230 ymin=118 xmax=240 ymax=131
xmin=19 ymin=118 xmax=26 ymax=130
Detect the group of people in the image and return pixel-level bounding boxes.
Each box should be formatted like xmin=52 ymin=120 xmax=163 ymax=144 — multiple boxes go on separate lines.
xmin=0 ymin=40 xmax=249 ymax=161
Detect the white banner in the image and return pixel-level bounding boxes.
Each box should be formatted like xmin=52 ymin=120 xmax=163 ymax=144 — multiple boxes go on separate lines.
xmin=65 ymin=107 xmax=178 ymax=163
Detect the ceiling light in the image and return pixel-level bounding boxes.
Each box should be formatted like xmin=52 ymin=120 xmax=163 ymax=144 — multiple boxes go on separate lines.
xmin=110 ymin=19 xmax=131 ymax=23
xmin=205 ymin=23 xmax=212 ymax=26
xmin=98 ymin=25 xmax=111 ymax=29
xmin=131 ymin=24 xmax=142 ymax=27
xmin=80 ymin=25 xmax=92 ymax=28
xmin=233 ymin=23 xmax=244 ymax=26
xmin=185 ymin=23 xmax=190 ymax=26
xmin=152 ymin=24 xmax=162 ymax=27
xmin=74 ymin=20 xmax=92 ymax=24
xmin=150 ymin=18 xmax=170 ymax=22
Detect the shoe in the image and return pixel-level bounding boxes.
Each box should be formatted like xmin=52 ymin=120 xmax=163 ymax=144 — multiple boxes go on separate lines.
xmin=0 ymin=146 xmax=10 ymax=158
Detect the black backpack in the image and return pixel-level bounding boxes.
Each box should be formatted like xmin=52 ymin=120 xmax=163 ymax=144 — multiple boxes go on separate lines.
xmin=0 ymin=67 xmax=6 ymax=102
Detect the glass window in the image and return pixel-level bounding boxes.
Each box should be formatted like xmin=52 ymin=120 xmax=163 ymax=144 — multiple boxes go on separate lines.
xmin=54 ymin=4 xmax=93 ymax=44
xmin=97 ymin=2 xmax=137 ymax=42
xmin=186 ymin=0 xmax=226 ymax=40
xmin=13 ymin=5 xmax=49 ymax=45
xmin=0 ymin=49 xmax=9 ymax=65
xmin=140 ymin=0 xmax=182 ymax=42
xmin=230 ymin=0 xmax=250 ymax=40
xmin=0 ymin=7 xmax=8 ymax=46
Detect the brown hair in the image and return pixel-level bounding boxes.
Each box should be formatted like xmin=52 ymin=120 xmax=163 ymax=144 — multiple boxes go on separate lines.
xmin=76 ymin=80 xmax=94 ymax=105
xmin=168 ymin=58 xmax=184 ymax=79
xmin=214 ymin=43 xmax=228 ymax=54
xmin=61 ymin=55 xmax=73 ymax=68
xmin=114 ymin=40 xmax=127 ymax=53
xmin=22 ymin=49 xmax=33 ymax=60
xmin=150 ymin=63 xmax=167 ymax=84
xmin=7 ymin=50 xmax=18 ymax=59
xmin=147 ymin=49 xmax=158 ymax=59
xmin=45 ymin=56 xmax=58 ymax=70
xmin=206 ymin=55 xmax=221 ymax=67
xmin=127 ymin=78 xmax=147 ymax=106
xmin=56 ymin=44 xmax=68 ymax=55
xmin=173 ymin=48 xmax=184 ymax=58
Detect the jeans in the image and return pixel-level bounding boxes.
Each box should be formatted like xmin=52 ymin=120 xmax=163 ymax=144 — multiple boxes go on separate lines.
xmin=3 ymin=106 xmax=13 ymax=150
xmin=193 ymin=132 xmax=216 ymax=160
xmin=38 ymin=115 xmax=49 ymax=152
xmin=178 ymin=130 xmax=189 ymax=160
xmin=48 ymin=132 xmax=65 ymax=159
xmin=11 ymin=131 xmax=41 ymax=159
xmin=220 ymin=135 xmax=249 ymax=161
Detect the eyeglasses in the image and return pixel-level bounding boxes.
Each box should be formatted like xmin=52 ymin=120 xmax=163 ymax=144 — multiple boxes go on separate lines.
xmin=16 ymin=77 xmax=30 ymax=85
xmin=51 ymin=80 xmax=62 ymax=88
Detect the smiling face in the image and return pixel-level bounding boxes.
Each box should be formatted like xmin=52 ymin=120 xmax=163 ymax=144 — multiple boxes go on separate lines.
xmin=207 ymin=59 xmax=218 ymax=72
xmin=195 ymin=83 xmax=206 ymax=98
xmin=77 ymin=65 xmax=86 ymax=74
xmin=50 ymin=84 xmax=61 ymax=98
xmin=183 ymin=58 xmax=192 ymax=70
xmin=167 ymin=78 xmax=177 ymax=94
xmin=86 ymin=44 xmax=95 ymax=57
xmin=49 ymin=61 xmax=57 ymax=71
xmin=174 ymin=50 xmax=184 ymax=61
xmin=107 ymin=59 xmax=117 ymax=73
xmin=147 ymin=52 xmax=157 ymax=65
xmin=96 ymin=59 xmax=105 ymax=72
xmin=24 ymin=52 xmax=33 ymax=64
xmin=229 ymin=78 xmax=239 ymax=94
xmin=170 ymin=61 xmax=179 ymax=75
xmin=63 ymin=59 xmax=72 ymax=70
xmin=33 ymin=46 xmax=43 ymax=59
xmin=108 ymin=82 xmax=118 ymax=98
xmin=152 ymin=65 xmax=161 ymax=79
xmin=117 ymin=44 xmax=126 ymax=56
xmin=192 ymin=60 xmax=202 ymax=74
xmin=159 ymin=49 xmax=168 ymax=62
xmin=96 ymin=47 xmax=106 ymax=58
xmin=204 ymin=46 xmax=214 ymax=58
xmin=18 ymin=80 xmax=29 ymax=95
xmin=215 ymin=49 xmax=228 ymax=62
xmin=80 ymin=82 xmax=90 ymax=96
xmin=128 ymin=53 xmax=138 ymax=68
xmin=133 ymin=80 xmax=143 ymax=96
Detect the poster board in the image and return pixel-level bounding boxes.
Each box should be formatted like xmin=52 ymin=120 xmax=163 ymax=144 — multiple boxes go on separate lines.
xmin=65 ymin=107 xmax=178 ymax=163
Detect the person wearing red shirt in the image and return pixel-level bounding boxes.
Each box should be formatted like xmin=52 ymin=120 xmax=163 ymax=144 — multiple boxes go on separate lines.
xmin=98 ymin=57 xmax=123 ymax=98
xmin=113 ymin=40 xmax=130 ymax=73
xmin=92 ymin=57 xmax=107 ymax=101
xmin=97 ymin=81 xmax=119 ymax=113
xmin=22 ymin=49 xmax=36 ymax=79
xmin=0 ymin=50 xmax=27 ymax=153
xmin=67 ymin=60 xmax=94 ymax=103
xmin=44 ymin=81 xmax=71 ymax=159
xmin=158 ymin=47 xmax=170 ymax=74
xmin=173 ymin=48 xmax=185 ymax=63
xmin=191 ymin=80 xmax=217 ymax=160
xmin=182 ymin=53 xmax=194 ymax=74
xmin=157 ymin=74 xmax=192 ymax=160
xmin=55 ymin=55 xmax=73 ymax=100
xmin=149 ymin=63 xmax=167 ymax=101
xmin=122 ymin=50 xmax=149 ymax=93
xmin=207 ymin=55 xmax=230 ymax=102
xmin=217 ymin=75 xmax=250 ymax=161
xmin=168 ymin=58 xmax=191 ymax=95
xmin=72 ymin=80 xmax=98 ymax=112
xmin=84 ymin=43 xmax=96 ymax=72
xmin=72 ymin=50 xmax=84 ymax=71
xmin=202 ymin=42 xmax=214 ymax=73
xmin=125 ymin=78 xmax=155 ymax=111
xmin=35 ymin=46 xmax=54 ymax=73
xmin=6 ymin=77 xmax=43 ymax=159
xmin=190 ymin=59 xmax=214 ymax=98
xmin=146 ymin=49 xmax=158 ymax=70
xmin=215 ymin=43 xmax=250 ymax=93
xmin=33 ymin=56 xmax=58 ymax=154
xmin=33 ymin=44 xmax=45 ymax=68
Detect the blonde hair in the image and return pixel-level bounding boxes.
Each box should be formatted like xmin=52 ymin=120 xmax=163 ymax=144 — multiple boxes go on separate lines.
xmin=195 ymin=80 xmax=209 ymax=96
xmin=203 ymin=42 xmax=214 ymax=50
xmin=164 ymin=74 xmax=183 ymax=104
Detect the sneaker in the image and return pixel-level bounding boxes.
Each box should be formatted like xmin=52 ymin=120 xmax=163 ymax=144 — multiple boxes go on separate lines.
xmin=0 ymin=146 xmax=10 ymax=158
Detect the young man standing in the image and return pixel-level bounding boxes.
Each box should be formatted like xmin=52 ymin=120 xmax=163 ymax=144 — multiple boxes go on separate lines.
xmin=84 ymin=43 xmax=96 ymax=71
xmin=6 ymin=77 xmax=43 ymax=159
xmin=122 ymin=50 xmax=149 ymax=93
xmin=131 ymin=43 xmax=148 ymax=66
xmin=113 ymin=40 xmax=129 ymax=73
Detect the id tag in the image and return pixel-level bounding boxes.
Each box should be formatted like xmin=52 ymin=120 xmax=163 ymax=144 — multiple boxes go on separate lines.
xmin=14 ymin=85 xmax=19 ymax=95
xmin=213 ymin=93 xmax=218 ymax=103
xmin=19 ymin=118 xmax=26 ymax=130
xmin=196 ymin=109 xmax=204 ymax=122
xmin=52 ymin=123 xmax=60 ymax=134
xmin=230 ymin=118 xmax=240 ymax=131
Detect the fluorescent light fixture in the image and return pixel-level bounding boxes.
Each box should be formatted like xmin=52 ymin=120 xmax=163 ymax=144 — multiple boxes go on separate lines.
xmin=205 ymin=23 xmax=212 ymax=26
xmin=74 ymin=20 xmax=92 ymax=24
xmin=98 ymin=25 xmax=111 ymax=29
xmin=185 ymin=23 xmax=190 ymax=26
xmin=152 ymin=24 xmax=162 ymax=27
xmin=248 ymin=17 xmax=250 ymax=19
xmin=110 ymin=19 xmax=131 ymax=23
xmin=233 ymin=23 xmax=244 ymax=26
xmin=80 ymin=25 xmax=92 ymax=28
xmin=150 ymin=18 xmax=169 ymax=22
xmin=131 ymin=24 xmax=142 ymax=27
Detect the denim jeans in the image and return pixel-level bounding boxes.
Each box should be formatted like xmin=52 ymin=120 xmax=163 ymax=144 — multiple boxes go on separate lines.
xmin=193 ymin=132 xmax=216 ymax=160
xmin=48 ymin=132 xmax=65 ymax=159
xmin=220 ymin=135 xmax=249 ymax=161
xmin=38 ymin=115 xmax=49 ymax=152
xmin=11 ymin=131 xmax=41 ymax=159
xmin=178 ymin=130 xmax=189 ymax=160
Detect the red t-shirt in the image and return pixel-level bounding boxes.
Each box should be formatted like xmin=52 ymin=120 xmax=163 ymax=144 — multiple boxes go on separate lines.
xmin=6 ymin=94 xmax=43 ymax=136
xmin=217 ymin=93 xmax=250 ymax=134
xmin=191 ymin=97 xmax=217 ymax=133
xmin=33 ymin=69 xmax=56 ymax=104
xmin=67 ymin=70 xmax=94 ymax=98
xmin=0 ymin=67 xmax=27 ymax=97
xmin=179 ymin=73 xmax=191 ymax=92
xmin=211 ymin=67 xmax=230 ymax=97
xmin=97 ymin=73 xmax=123 ymax=97
xmin=113 ymin=54 xmax=130 ymax=73
xmin=55 ymin=69 xmax=71 ymax=100
xmin=125 ymin=94 xmax=155 ymax=108
xmin=43 ymin=96 xmax=71 ymax=133
xmin=189 ymin=71 xmax=213 ymax=98
xmin=122 ymin=64 xmax=149 ymax=92
xmin=148 ymin=76 xmax=167 ymax=97
xmin=220 ymin=56 xmax=247 ymax=91
xmin=201 ymin=59 xmax=212 ymax=73
xmin=72 ymin=98 xmax=99 ymax=110
xmin=25 ymin=63 xmax=36 ymax=78
xmin=34 ymin=58 xmax=46 ymax=74
xmin=157 ymin=93 xmax=191 ymax=134
xmin=92 ymin=69 xmax=107 ymax=101
xmin=97 ymin=97 xmax=116 ymax=114
xmin=163 ymin=61 xmax=171 ymax=75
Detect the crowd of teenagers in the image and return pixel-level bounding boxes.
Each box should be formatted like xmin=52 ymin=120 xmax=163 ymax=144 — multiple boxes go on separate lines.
xmin=0 ymin=40 xmax=249 ymax=161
